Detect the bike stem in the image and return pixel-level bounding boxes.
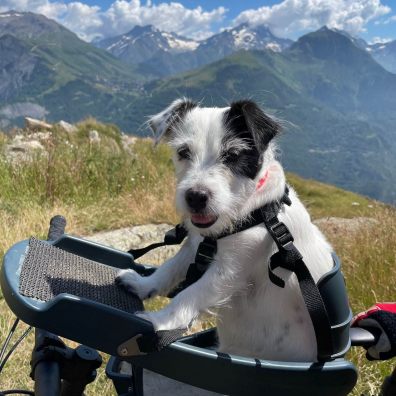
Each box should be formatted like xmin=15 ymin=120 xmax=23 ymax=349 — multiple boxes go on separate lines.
xmin=380 ymin=367 xmax=396 ymax=396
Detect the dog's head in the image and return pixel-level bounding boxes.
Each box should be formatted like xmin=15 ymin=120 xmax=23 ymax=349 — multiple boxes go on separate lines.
xmin=149 ymin=98 xmax=284 ymax=236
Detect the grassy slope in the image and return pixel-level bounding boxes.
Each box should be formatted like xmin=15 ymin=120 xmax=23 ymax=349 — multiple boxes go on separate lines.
xmin=0 ymin=124 xmax=395 ymax=395
xmin=2 ymin=16 xmax=145 ymax=128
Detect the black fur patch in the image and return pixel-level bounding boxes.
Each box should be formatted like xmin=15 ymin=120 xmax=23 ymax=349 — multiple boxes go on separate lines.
xmin=156 ymin=99 xmax=197 ymax=140
xmin=219 ymin=143 xmax=261 ymax=179
xmin=222 ymin=100 xmax=281 ymax=179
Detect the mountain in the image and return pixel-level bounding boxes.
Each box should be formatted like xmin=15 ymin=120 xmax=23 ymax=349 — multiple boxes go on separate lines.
xmin=124 ymin=27 xmax=396 ymax=203
xmin=0 ymin=10 xmax=65 ymax=38
xmin=96 ymin=25 xmax=198 ymax=64
xmin=329 ymin=28 xmax=370 ymax=51
xmin=286 ymin=27 xmax=396 ymax=117
xmin=333 ymin=29 xmax=396 ymax=75
xmin=198 ymin=23 xmax=292 ymax=54
xmin=369 ymin=40 xmax=396 ymax=74
xmin=0 ymin=11 xmax=143 ymax=129
xmin=304 ymin=27 xmax=396 ymax=76
xmin=97 ymin=23 xmax=293 ymax=78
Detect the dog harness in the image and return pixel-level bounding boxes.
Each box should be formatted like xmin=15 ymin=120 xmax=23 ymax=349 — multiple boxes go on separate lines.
xmin=128 ymin=187 xmax=335 ymax=361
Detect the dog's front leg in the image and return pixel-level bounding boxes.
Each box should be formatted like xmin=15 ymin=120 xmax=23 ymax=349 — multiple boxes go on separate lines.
xmin=116 ymin=234 xmax=201 ymax=299
xmin=138 ymin=259 xmax=239 ymax=330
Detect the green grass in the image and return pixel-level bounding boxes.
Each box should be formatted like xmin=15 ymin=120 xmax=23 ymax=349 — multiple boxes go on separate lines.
xmin=0 ymin=121 xmax=173 ymax=211
xmin=287 ymin=173 xmax=378 ymax=219
xmin=0 ymin=121 xmax=394 ymax=395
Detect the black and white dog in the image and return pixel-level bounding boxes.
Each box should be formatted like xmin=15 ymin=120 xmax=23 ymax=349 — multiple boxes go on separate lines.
xmin=117 ymin=99 xmax=334 ymax=362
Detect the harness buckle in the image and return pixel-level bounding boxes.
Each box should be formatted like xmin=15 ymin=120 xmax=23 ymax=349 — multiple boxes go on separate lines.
xmin=269 ymin=222 xmax=294 ymax=247
xmin=164 ymin=224 xmax=188 ymax=245
xmin=195 ymin=238 xmax=217 ymax=270
xmin=282 ymin=240 xmax=295 ymax=251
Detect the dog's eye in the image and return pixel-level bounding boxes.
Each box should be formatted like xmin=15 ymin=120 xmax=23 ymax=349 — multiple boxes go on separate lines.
xmin=177 ymin=145 xmax=191 ymax=160
xmin=222 ymin=150 xmax=240 ymax=164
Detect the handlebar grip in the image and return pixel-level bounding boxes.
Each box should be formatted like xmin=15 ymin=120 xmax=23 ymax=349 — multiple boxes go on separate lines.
xmin=47 ymin=215 xmax=67 ymax=241
xmin=350 ymin=327 xmax=380 ymax=347
xmin=32 ymin=217 xmax=67 ymax=395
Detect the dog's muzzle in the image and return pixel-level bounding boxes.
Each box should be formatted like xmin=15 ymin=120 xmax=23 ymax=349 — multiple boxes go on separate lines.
xmin=185 ymin=188 xmax=210 ymax=211
xmin=185 ymin=188 xmax=218 ymax=228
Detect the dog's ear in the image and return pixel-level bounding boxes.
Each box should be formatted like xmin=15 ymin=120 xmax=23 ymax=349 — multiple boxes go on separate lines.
xmin=149 ymin=98 xmax=197 ymax=143
xmin=225 ymin=100 xmax=280 ymax=152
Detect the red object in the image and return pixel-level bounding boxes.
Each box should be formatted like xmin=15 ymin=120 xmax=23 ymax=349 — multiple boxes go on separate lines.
xmin=353 ymin=303 xmax=396 ymax=324
xmin=256 ymin=170 xmax=269 ymax=191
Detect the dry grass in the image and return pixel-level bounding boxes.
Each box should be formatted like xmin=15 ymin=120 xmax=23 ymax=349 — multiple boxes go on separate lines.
xmin=0 ymin=123 xmax=395 ymax=395
xmin=0 ymin=124 xmax=178 ymax=393
xmin=315 ymin=206 xmax=396 ymax=395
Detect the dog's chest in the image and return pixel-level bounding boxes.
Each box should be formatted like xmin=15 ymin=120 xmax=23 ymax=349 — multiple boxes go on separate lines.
xmin=216 ymin=279 xmax=317 ymax=360
xmin=213 ymin=231 xmax=317 ymax=361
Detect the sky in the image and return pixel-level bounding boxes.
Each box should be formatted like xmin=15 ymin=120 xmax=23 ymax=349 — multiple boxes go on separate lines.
xmin=1 ymin=0 xmax=396 ymax=43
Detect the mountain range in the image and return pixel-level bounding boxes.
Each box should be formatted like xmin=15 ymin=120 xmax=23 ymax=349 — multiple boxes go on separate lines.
xmin=95 ymin=23 xmax=293 ymax=77
xmin=95 ymin=22 xmax=396 ymax=76
xmin=122 ymin=27 xmax=396 ymax=203
xmin=0 ymin=11 xmax=396 ymax=204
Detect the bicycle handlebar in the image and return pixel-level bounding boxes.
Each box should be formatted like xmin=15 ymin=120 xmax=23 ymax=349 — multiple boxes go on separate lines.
xmin=350 ymin=326 xmax=380 ymax=348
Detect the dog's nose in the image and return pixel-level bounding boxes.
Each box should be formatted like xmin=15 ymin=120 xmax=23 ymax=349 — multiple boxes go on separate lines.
xmin=185 ymin=188 xmax=210 ymax=211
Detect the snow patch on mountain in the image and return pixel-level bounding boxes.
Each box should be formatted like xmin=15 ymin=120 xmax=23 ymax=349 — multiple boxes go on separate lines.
xmin=0 ymin=13 xmax=23 ymax=18
xmin=265 ymin=42 xmax=282 ymax=52
xmin=233 ymin=27 xmax=256 ymax=49
xmin=161 ymin=32 xmax=198 ymax=52
xmin=97 ymin=24 xmax=198 ymax=63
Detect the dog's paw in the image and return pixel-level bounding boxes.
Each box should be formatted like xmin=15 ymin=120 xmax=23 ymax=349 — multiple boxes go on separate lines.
xmin=136 ymin=309 xmax=190 ymax=331
xmin=135 ymin=311 xmax=171 ymax=331
xmin=135 ymin=311 xmax=161 ymax=330
xmin=115 ymin=269 xmax=157 ymax=300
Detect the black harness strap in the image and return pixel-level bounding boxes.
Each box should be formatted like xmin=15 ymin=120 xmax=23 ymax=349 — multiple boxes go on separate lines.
xmin=168 ymin=237 xmax=217 ymax=298
xmin=260 ymin=201 xmax=334 ymax=361
xmin=168 ymin=190 xmax=292 ymax=295
xmin=128 ymin=224 xmax=188 ymax=259
xmin=136 ymin=328 xmax=187 ymax=353
xmin=125 ymin=187 xmax=335 ymax=361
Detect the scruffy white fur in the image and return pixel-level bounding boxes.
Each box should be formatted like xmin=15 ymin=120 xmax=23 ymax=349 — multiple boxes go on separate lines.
xmin=117 ymin=99 xmax=334 ymax=362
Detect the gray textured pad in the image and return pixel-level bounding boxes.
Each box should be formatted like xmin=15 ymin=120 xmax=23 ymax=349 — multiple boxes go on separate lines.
xmin=19 ymin=237 xmax=143 ymax=313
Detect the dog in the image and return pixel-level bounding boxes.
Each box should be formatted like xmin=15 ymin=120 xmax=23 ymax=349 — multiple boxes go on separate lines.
xmin=116 ymin=98 xmax=334 ymax=362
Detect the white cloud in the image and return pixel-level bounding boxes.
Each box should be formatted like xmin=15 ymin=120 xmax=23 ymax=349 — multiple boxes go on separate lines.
xmin=375 ymin=15 xmax=396 ymax=25
xmin=369 ymin=36 xmax=393 ymax=44
xmin=233 ymin=0 xmax=391 ymax=38
xmin=101 ymin=1 xmax=226 ymax=40
xmin=0 ymin=0 xmax=226 ymax=41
